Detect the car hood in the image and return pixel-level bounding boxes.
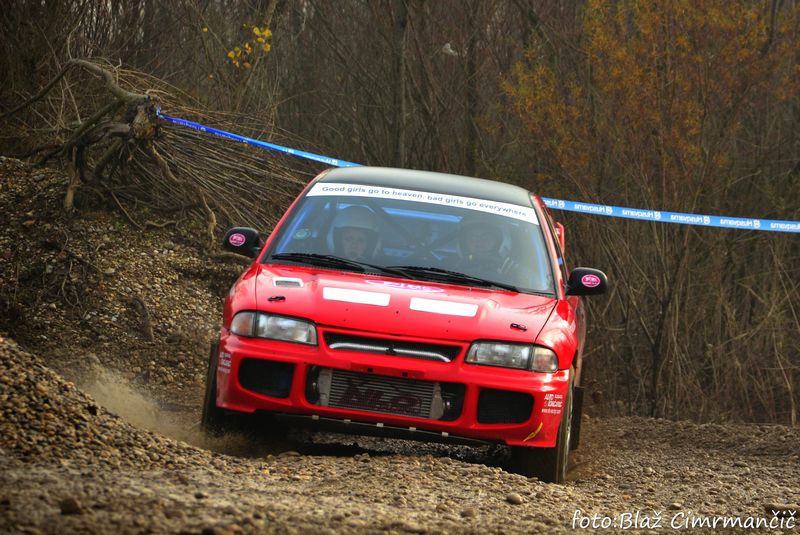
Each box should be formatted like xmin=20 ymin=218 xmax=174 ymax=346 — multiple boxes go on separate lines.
xmin=253 ymin=265 xmax=556 ymax=343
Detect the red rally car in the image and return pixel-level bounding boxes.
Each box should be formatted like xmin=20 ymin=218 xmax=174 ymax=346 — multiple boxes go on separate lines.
xmin=202 ymin=166 xmax=607 ymax=483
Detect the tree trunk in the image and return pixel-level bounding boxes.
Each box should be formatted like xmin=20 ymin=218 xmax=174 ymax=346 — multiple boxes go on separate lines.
xmin=393 ymin=0 xmax=409 ymax=168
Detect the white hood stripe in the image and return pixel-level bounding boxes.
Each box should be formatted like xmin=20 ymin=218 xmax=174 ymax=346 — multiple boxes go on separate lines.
xmin=323 ymin=287 xmax=391 ymax=306
xmin=410 ymin=298 xmax=478 ymax=317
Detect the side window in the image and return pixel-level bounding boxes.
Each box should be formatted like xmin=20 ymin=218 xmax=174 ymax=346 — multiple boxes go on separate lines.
xmin=544 ymin=212 xmax=568 ymax=282
xmin=508 ymin=222 xmax=552 ymax=292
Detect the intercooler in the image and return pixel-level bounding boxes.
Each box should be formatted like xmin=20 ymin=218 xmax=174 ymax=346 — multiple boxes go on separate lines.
xmin=307 ymin=367 xmax=464 ymax=420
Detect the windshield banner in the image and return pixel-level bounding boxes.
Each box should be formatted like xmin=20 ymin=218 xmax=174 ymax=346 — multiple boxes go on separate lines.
xmin=308 ymin=182 xmax=540 ymax=224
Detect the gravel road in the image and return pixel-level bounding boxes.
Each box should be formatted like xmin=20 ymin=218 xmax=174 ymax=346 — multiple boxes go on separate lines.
xmin=1 ymin=335 xmax=799 ymax=534
xmin=1 ymin=158 xmax=798 ymax=533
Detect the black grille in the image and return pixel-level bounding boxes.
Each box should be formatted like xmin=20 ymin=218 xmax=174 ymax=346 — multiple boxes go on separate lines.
xmin=477 ymin=389 xmax=533 ymax=424
xmin=238 ymin=359 xmax=294 ymax=398
xmin=440 ymin=383 xmax=465 ymax=421
xmin=323 ymin=332 xmax=461 ymax=362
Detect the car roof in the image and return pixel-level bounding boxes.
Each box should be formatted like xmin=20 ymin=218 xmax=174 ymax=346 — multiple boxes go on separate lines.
xmin=317 ymin=167 xmax=535 ymax=207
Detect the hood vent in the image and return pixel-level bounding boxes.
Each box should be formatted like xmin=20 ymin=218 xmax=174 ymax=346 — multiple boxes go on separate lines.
xmin=273 ymin=277 xmax=303 ymax=288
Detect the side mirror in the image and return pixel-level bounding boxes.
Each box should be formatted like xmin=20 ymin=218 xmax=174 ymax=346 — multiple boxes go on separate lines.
xmin=566 ymin=267 xmax=608 ymax=296
xmin=555 ymin=222 xmax=565 ymax=255
xmin=223 ymin=227 xmax=262 ymax=258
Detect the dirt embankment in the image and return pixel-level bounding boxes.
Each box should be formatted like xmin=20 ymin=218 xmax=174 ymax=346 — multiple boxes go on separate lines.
xmin=1 ymin=158 xmax=798 ymax=534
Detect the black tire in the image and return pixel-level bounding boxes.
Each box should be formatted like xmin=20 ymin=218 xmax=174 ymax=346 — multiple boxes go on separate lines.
xmin=569 ymin=385 xmax=584 ymax=451
xmin=201 ymin=341 xmax=231 ymax=436
xmin=509 ymin=368 xmax=573 ymax=483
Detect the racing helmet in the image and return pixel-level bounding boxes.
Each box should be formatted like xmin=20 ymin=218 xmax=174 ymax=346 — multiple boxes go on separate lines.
xmin=458 ymin=213 xmax=504 ymax=261
xmin=330 ymin=205 xmax=380 ymax=259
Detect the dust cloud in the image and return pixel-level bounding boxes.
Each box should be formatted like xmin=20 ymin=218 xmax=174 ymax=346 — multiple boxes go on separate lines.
xmin=79 ymin=364 xmax=267 ymax=456
xmin=81 ymin=365 xmax=199 ymax=440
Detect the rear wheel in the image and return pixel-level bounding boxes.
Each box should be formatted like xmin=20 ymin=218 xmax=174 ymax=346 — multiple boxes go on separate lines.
xmin=509 ymin=368 xmax=573 ymax=483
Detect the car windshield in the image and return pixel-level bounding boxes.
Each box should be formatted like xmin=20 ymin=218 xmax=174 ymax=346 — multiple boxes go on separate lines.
xmin=264 ymin=182 xmax=555 ymax=295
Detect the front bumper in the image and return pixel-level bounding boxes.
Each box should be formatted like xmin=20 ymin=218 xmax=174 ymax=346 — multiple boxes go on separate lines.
xmin=215 ymin=329 xmax=570 ymax=448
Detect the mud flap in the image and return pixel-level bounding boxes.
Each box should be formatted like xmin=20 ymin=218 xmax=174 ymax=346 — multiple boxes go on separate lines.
xmin=570 ymin=385 xmax=584 ymax=451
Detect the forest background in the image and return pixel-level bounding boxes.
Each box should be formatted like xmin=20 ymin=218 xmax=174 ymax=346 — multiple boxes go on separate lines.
xmin=1 ymin=0 xmax=798 ymax=425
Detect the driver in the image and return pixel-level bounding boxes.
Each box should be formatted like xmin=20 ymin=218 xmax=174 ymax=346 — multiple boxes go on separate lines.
xmin=458 ymin=215 xmax=518 ymax=280
xmin=330 ymin=205 xmax=381 ymax=261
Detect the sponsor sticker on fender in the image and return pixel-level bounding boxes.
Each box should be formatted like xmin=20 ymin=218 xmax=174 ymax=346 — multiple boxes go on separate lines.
xmin=365 ymin=280 xmax=444 ymax=293
xmin=541 ymin=392 xmax=564 ymax=415
xmin=218 ymin=351 xmax=232 ymax=374
xmin=228 ymin=233 xmax=246 ymax=247
xmin=581 ymin=274 xmax=601 ymax=288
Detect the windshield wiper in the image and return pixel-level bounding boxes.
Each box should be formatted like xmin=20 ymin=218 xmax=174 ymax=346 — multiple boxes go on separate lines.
xmin=270 ymin=253 xmax=408 ymax=278
xmin=387 ymin=265 xmax=520 ymax=292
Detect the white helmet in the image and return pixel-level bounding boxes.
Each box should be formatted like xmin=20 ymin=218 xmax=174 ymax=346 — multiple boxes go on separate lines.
xmin=329 ymin=205 xmax=380 ymax=258
xmin=332 ymin=205 xmax=378 ymax=233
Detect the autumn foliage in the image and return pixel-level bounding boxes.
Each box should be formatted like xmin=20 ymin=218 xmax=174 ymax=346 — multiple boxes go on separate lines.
xmin=506 ymin=0 xmax=799 ymax=423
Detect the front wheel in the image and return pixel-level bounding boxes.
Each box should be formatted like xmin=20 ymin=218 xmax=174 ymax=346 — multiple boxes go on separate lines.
xmin=201 ymin=341 xmax=232 ymax=436
xmin=509 ymin=368 xmax=573 ymax=483
xmin=200 ymin=343 xmax=288 ymax=446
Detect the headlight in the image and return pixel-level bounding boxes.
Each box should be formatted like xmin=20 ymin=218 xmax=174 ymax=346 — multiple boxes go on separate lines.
xmin=466 ymin=342 xmax=558 ymax=372
xmin=230 ymin=311 xmax=317 ymax=345
xmin=529 ymin=346 xmax=559 ymax=372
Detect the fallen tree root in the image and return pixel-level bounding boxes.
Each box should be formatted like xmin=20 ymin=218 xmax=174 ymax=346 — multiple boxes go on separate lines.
xmin=127 ymin=296 xmax=154 ymax=342
xmin=6 ymin=59 xmax=307 ymax=242
xmin=6 ymin=59 xmax=156 ymax=213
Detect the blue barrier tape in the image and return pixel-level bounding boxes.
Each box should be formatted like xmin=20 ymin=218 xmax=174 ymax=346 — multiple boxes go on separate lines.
xmin=542 ymin=198 xmax=800 ymax=233
xmin=158 ymin=113 xmax=362 ymax=168
xmin=157 ymin=111 xmax=799 ymax=234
